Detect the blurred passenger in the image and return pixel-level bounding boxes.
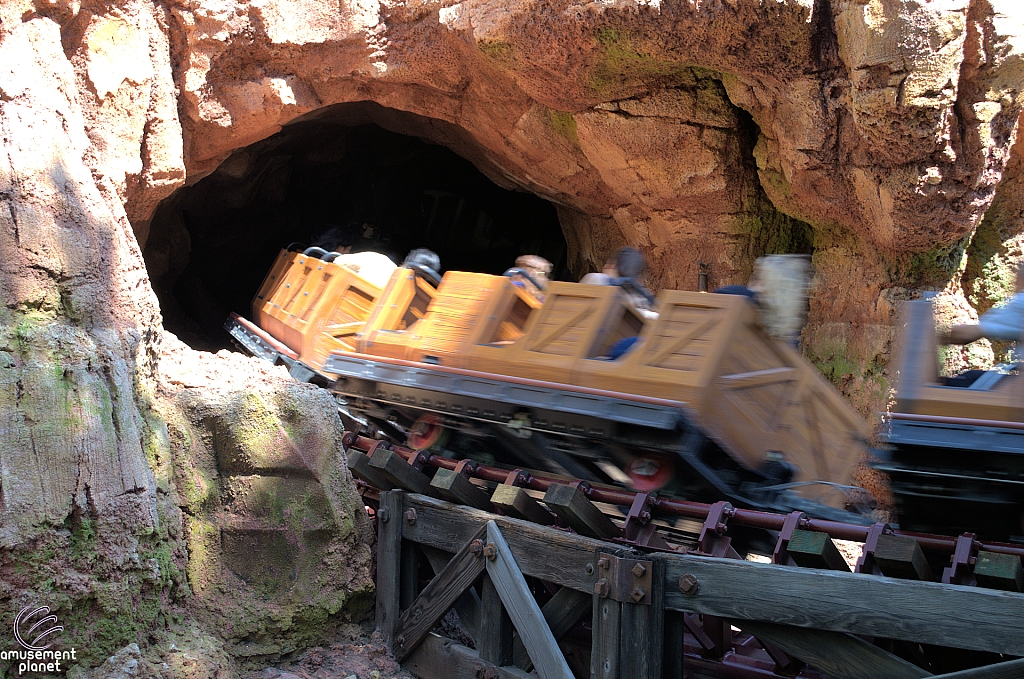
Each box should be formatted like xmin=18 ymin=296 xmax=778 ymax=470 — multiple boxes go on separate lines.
xmin=510 ymin=254 xmax=552 ymax=301
xmin=580 ymin=247 xmax=657 ymax=319
xmin=945 ymin=267 xmax=1024 ymax=344
xmin=403 ymin=248 xmax=442 ymax=279
xmin=714 ymin=255 xmax=810 ymax=346
xmin=331 ymin=251 xmax=396 ymax=289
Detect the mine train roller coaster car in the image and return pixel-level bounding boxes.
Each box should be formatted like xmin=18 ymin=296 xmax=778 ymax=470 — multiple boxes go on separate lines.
xmin=227 ymin=249 xmax=873 ymax=523
xmin=880 ymin=299 xmax=1024 ymax=539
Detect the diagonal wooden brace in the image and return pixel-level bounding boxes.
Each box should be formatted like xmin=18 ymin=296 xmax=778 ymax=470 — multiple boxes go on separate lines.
xmin=391 ymin=524 xmax=487 ymax=662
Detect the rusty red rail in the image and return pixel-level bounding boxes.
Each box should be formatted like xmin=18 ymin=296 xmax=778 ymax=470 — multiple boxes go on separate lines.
xmin=346 ymin=433 xmax=1024 ymax=559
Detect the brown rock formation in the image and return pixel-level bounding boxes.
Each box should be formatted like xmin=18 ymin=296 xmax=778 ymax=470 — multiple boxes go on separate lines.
xmin=1 ymin=0 xmax=1023 ymax=672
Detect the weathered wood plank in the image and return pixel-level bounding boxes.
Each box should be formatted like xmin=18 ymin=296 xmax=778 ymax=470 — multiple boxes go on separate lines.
xmin=974 ymin=552 xmax=1023 ymax=592
xmin=420 ymin=545 xmax=481 ymax=638
xmin=392 ymin=524 xmax=487 ymax=662
xmin=931 ymin=658 xmax=1024 ymax=679
xmin=431 ymin=468 xmax=493 ymax=511
xmin=513 ymin=586 xmax=592 ymax=671
xmin=479 ymin=573 xmax=513 ymax=666
xmin=591 ymin=596 xmax=620 ymax=679
xmin=619 ymin=553 xmax=665 ymax=679
xmin=543 ymin=483 xmax=620 ymax=539
xmin=484 ymin=521 xmax=574 ymax=679
xmin=662 ymin=611 xmax=685 ymax=679
xmin=376 ymin=491 xmax=404 ymax=645
xmin=402 ymin=495 xmax=603 ymax=592
xmin=400 ymin=541 xmax=419 ymax=611
xmin=664 ymin=554 xmax=1024 ymax=656
xmin=404 ymin=633 xmax=534 ymax=679
xmin=787 ymin=530 xmax=851 ymax=572
xmin=402 ymin=494 xmax=1024 ymax=656
xmin=369 ymin=448 xmax=436 ymax=496
xmin=873 ymin=535 xmax=934 ymax=581
xmin=738 ymin=620 xmax=930 ymax=679
xmin=491 ymin=483 xmax=554 ymax=525
xmin=347 ymin=450 xmax=391 ymax=489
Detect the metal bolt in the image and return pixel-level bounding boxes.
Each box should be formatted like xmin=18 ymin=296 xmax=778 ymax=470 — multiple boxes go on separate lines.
xmin=473 ymin=663 xmax=486 ymax=679
xmin=598 ymin=556 xmax=611 ymax=570
xmin=396 ymin=634 xmax=406 ymax=648
xmin=470 ymin=539 xmax=484 ymax=557
xmin=485 ymin=669 xmax=499 ymax=679
xmin=631 ymin=563 xmax=646 ymax=578
xmin=594 ymin=578 xmax=610 ymax=598
xmin=483 ymin=543 xmax=498 ymax=560
xmin=631 ymin=587 xmax=646 ymax=602
xmin=679 ymin=574 xmax=699 ymax=595
xmin=585 ymin=563 xmax=594 ymax=575
xmin=404 ymin=509 xmax=417 ymax=524
xmin=378 ymin=507 xmax=391 ymax=523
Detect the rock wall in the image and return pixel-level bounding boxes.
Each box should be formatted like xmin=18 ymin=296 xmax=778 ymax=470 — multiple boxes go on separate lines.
xmin=1 ymin=0 xmax=1023 ymax=673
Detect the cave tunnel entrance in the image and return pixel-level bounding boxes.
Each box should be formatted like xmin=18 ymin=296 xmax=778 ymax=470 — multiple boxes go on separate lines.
xmin=144 ymin=104 xmax=569 ymax=351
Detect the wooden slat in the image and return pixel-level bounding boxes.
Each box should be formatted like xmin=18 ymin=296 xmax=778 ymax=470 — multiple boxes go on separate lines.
xmin=420 ymin=545 xmax=481 ymax=637
xmin=662 ymin=611 xmax=685 ymax=679
xmin=543 ymin=483 xmax=620 ymax=539
xmin=513 ymin=587 xmax=591 ymax=670
xmin=484 ymin=521 xmax=574 ymax=679
xmin=347 ymin=450 xmax=391 ymax=489
xmin=402 ymin=496 xmax=604 ymax=592
xmin=739 ymin=620 xmax=930 ymax=679
xmin=873 ymin=535 xmax=934 ymax=581
xmin=392 ymin=524 xmax=487 ymax=662
xmin=430 ymin=468 xmax=492 ymax=511
xmin=591 ymin=596 xmax=620 ymax=679
xmin=787 ymin=530 xmax=851 ymax=572
xmin=479 ymin=573 xmax=514 ymax=666
xmin=974 ymin=552 xmax=1023 ymax=592
xmin=491 ymin=484 xmax=554 ymax=525
xmin=376 ymin=491 xmax=404 ymax=645
xmin=404 ymin=633 xmax=534 ymax=679
xmin=664 ymin=554 xmax=1024 ymax=656
xmin=718 ymin=366 xmax=797 ymax=390
xmin=368 ymin=448 xmax=436 ymax=496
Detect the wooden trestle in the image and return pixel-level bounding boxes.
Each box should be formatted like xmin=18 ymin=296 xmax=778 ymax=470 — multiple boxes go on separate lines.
xmin=375 ymin=491 xmax=1024 ymax=679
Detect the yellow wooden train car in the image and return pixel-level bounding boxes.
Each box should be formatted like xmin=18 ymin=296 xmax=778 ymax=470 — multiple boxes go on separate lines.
xmin=227 ymin=250 xmax=871 ymax=521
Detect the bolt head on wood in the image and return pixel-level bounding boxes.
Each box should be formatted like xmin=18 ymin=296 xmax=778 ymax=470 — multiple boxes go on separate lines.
xmin=598 ymin=556 xmax=611 ymax=570
xmin=378 ymin=507 xmax=390 ymax=523
xmin=679 ymin=574 xmax=699 ymax=595
xmin=631 ymin=587 xmax=646 ymax=602
xmin=470 ymin=539 xmax=484 ymax=557
xmin=594 ymin=577 xmax=610 ymax=598
xmin=585 ymin=563 xmax=594 ymax=575
xmin=473 ymin=663 xmax=486 ymax=679
xmin=632 ymin=563 xmax=647 ymax=578
xmin=483 ymin=543 xmax=498 ymax=560
xmin=396 ymin=634 xmax=406 ymax=649
xmin=404 ymin=509 xmax=417 ymax=523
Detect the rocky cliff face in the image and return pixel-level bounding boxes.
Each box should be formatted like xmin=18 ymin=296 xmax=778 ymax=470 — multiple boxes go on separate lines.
xmin=0 ymin=0 xmax=1022 ymax=673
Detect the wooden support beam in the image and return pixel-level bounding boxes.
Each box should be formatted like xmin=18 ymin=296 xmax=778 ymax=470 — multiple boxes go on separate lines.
xmin=376 ymin=491 xmax=404 ymax=645
xmin=787 ymin=530 xmax=851 ymax=572
xmin=491 ymin=484 xmax=554 ymax=525
xmin=591 ymin=594 xmax=621 ymax=679
xmin=873 ymin=535 xmax=934 ymax=581
xmin=391 ymin=524 xmax=487 ymax=662
xmin=619 ymin=553 xmax=665 ymax=679
xmin=346 ymin=450 xmax=390 ymax=489
xmin=484 ymin=520 xmax=574 ymax=679
xmin=404 ymin=633 xmax=534 ymax=679
xmin=513 ymin=587 xmax=591 ymax=671
xmin=974 ymin=551 xmax=1023 ymax=592
xmin=420 ymin=546 xmax=481 ymax=637
xmin=403 ymin=495 xmax=1024 ymax=657
xmin=738 ymin=620 xmax=931 ymax=679
xmin=543 ymin=483 xmax=620 ymax=539
xmin=430 ymin=468 xmax=492 ymax=511
xmin=368 ymin=448 xmax=436 ymax=496
xmin=400 ymin=541 xmax=420 ymax=611
xmin=662 ymin=611 xmax=685 ymax=679
xmin=479 ymin=573 xmax=514 ymax=666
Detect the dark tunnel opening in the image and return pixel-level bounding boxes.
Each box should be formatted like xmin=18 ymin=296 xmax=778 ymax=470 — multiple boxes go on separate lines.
xmin=144 ymin=108 xmax=569 ymax=351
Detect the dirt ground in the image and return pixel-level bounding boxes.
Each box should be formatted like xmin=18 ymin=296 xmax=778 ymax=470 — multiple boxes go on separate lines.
xmin=246 ymin=624 xmax=414 ymax=679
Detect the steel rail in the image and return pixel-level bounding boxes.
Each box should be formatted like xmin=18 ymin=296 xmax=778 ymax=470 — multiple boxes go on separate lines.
xmin=346 ymin=433 xmax=1024 ymax=559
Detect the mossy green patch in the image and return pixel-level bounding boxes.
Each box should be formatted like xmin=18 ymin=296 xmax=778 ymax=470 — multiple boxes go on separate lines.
xmin=547 ymin=110 xmax=579 ymax=146
xmin=477 ymin=40 xmax=515 ymax=67
xmin=588 ymin=28 xmax=695 ymax=95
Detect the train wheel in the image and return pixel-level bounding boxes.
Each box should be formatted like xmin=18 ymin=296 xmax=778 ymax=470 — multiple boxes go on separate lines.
xmin=407 ymin=414 xmax=448 ymax=451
